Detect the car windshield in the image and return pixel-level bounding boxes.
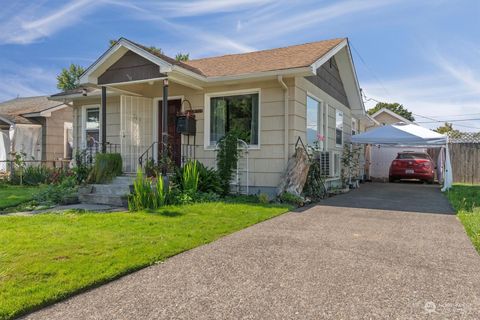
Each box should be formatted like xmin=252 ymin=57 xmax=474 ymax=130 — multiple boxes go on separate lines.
xmin=397 ymin=153 xmax=430 ymax=160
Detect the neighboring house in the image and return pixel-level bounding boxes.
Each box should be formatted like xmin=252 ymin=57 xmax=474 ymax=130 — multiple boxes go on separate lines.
xmin=369 ymin=107 xmax=413 ymax=127
xmin=0 ymin=96 xmax=73 ymax=171
xmin=50 ymin=37 xmax=372 ymax=195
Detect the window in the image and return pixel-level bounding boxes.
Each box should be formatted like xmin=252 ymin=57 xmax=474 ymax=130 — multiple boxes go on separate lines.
xmin=306 ymin=96 xmax=319 ymax=145
xmin=85 ymin=107 xmax=99 ymax=147
xmin=352 ymin=118 xmax=358 ymax=135
xmin=209 ymin=93 xmax=259 ymax=145
xmin=335 ymin=109 xmax=343 ymax=146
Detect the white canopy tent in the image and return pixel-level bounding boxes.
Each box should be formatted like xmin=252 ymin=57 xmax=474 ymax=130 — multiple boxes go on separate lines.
xmin=351 ymin=123 xmax=452 ymax=191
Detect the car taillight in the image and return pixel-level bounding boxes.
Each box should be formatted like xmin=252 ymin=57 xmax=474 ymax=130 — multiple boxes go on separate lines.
xmin=392 ymin=160 xmax=399 ymax=167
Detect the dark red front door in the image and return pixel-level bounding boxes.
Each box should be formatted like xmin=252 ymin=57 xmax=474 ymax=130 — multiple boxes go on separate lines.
xmin=158 ymin=99 xmax=182 ymax=166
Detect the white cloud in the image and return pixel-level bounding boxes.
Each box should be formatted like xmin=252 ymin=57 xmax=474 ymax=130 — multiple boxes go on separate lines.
xmin=154 ymin=0 xmax=278 ymax=17
xmin=0 ymin=0 xmax=99 ymax=44
xmin=0 ymin=64 xmax=57 ymax=101
xmin=362 ymin=74 xmax=480 ymax=132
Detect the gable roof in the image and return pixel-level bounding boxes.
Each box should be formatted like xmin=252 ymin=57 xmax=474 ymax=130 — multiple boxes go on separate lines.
xmin=0 ymin=96 xmax=68 ymax=125
xmin=80 ymin=37 xmax=347 ymax=84
xmin=184 ymin=38 xmax=345 ymax=77
xmin=370 ymin=107 xmax=413 ymax=124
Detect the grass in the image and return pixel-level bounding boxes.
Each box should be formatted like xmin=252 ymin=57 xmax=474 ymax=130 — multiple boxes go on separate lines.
xmin=447 ymin=184 xmax=480 ymax=253
xmin=0 ymin=202 xmax=291 ymax=319
xmin=0 ymin=184 xmax=45 ymax=211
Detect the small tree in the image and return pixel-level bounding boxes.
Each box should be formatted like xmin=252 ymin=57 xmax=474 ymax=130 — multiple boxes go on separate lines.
xmin=216 ymin=132 xmax=241 ymax=196
xmin=56 ymin=64 xmax=85 ymax=91
xmin=367 ymin=102 xmax=415 ymax=122
xmin=175 ymin=53 xmax=190 ymax=62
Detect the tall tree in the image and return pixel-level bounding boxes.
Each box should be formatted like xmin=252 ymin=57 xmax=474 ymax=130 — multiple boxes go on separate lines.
xmin=56 ymin=64 xmax=85 ymax=91
xmin=175 ymin=53 xmax=190 ymax=62
xmin=367 ymin=102 xmax=415 ymax=122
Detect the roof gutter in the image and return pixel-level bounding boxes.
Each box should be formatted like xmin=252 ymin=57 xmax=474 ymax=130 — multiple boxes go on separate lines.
xmin=278 ymin=75 xmax=289 ymax=166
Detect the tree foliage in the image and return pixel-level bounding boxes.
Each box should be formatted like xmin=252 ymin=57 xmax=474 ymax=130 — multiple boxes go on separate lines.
xmin=435 ymin=122 xmax=460 ymax=135
xmin=367 ymin=102 xmax=415 ymax=122
xmin=56 ymin=64 xmax=85 ymax=91
xmin=175 ymin=53 xmax=190 ymax=62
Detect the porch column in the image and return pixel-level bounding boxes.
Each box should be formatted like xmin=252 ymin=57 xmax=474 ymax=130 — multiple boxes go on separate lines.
xmin=101 ymin=86 xmax=107 ymax=153
xmin=162 ymin=79 xmax=169 ymax=176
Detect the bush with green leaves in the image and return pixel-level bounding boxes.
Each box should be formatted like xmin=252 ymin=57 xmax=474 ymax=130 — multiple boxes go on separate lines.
xmin=303 ymin=160 xmax=327 ymax=201
xmin=73 ymin=150 xmax=92 ymax=184
xmin=173 ymin=161 xmax=221 ymax=194
xmin=129 ymin=169 xmax=172 ymax=211
xmin=279 ymin=192 xmax=304 ymax=206
xmin=216 ymin=132 xmax=241 ymax=195
xmin=34 ymin=176 xmax=78 ymax=205
xmin=12 ymin=165 xmax=51 ymax=186
xmin=88 ymin=153 xmax=122 ymax=184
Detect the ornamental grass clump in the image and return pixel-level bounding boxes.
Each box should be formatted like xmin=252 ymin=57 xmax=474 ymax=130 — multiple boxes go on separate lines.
xmin=129 ymin=169 xmax=154 ymax=211
xmin=182 ymin=160 xmax=199 ymax=194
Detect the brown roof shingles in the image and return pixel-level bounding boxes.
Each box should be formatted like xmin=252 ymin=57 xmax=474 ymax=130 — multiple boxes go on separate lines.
xmin=0 ymin=96 xmax=65 ymax=124
xmin=184 ymin=38 xmax=345 ymax=77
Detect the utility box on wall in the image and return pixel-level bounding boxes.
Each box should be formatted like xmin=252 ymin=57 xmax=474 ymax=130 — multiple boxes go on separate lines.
xmin=176 ymin=115 xmax=196 ymax=135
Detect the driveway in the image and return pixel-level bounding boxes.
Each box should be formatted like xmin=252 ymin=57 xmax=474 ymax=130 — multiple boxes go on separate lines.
xmin=24 ymin=183 xmax=480 ymax=319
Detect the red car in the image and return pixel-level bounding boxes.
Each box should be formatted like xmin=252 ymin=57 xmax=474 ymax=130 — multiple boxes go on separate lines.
xmin=389 ymin=151 xmax=435 ymax=183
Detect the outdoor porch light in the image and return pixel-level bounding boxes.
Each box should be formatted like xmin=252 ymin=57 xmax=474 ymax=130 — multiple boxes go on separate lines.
xmin=163 ymin=78 xmax=169 ymax=86
xmin=82 ymin=88 xmax=87 ymax=96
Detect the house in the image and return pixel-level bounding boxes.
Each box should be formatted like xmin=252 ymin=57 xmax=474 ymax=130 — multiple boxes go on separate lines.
xmin=50 ymin=37 xmax=372 ymax=195
xmin=0 ymin=96 xmax=73 ymax=172
xmin=369 ymin=107 xmax=413 ymax=127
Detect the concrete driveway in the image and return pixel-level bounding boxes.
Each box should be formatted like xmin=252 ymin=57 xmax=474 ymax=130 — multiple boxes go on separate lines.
xmin=24 ymin=183 xmax=480 ymax=319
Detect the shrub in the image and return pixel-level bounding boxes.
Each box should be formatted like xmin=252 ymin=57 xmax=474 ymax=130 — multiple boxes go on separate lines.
xmin=14 ymin=165 xmax=51 ymax=186
xmin=279 ymin=192 xmax=304 ymax=206
xmin=197 ymin=163 xmax=222 ymax=194
xmin=73 ymin=150 xmax=92 ymax=184
xmin=258 ymin=193 xmax=270 ymax=204
xmin=89 ymin=153 xmax=122 ymax=184
xmin=34 ymin=176 xmax=78 ymax=205
xmin=303 ymin=160 xmax=326 ymax=201
xmin=216 ymin=132 xmax=241 ymax=195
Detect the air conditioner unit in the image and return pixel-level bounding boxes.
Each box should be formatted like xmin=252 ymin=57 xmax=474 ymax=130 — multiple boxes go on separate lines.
xmin=318 ymin=151 xmax=331 ymax=177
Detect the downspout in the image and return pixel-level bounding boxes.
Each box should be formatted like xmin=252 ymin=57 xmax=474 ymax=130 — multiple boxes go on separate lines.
xmin=278 ymin=75 xmax=289 ymax=166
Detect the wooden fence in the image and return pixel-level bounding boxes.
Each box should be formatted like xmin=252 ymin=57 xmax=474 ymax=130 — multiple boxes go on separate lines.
xmin=448 ymin=143 xmax=480 ymax=184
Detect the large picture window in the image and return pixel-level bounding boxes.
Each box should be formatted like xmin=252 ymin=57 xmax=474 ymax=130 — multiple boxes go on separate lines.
xmin=85 ymin=107 xmax=99 ymax=147
xmin=335 ymin=109 xmax=343 ymax=146
xmin=210 ymin=93 xmax=259 ymax=145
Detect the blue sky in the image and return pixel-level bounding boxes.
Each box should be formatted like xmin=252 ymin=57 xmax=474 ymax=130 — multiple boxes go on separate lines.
xmin=0 ymin=0 xmax=479 ymax=131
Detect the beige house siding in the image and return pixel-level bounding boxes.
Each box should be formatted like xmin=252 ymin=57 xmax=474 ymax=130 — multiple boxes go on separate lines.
xmin=72 ymin=79 xmax=289 ymax=192
xmin=40 ymin=107 xmax=73 ymax=161
xmin=374 ymin=112 xmax=401 ymax=126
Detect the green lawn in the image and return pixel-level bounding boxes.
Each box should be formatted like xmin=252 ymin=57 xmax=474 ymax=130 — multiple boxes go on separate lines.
xmin=0 ymin=185 xmax=43 ymax=211
xmin=447 ymin=184 xmax=480 ymax=253
xmin=0 ymin=202 xmax=291 ymax=319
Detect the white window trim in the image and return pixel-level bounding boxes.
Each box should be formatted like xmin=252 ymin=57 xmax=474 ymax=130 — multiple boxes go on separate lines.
xmin=64 ymin=122 xmax=72 ymax=158
xmin=332 ymin=150 xmax=341 ymax=177
xmin=351 ymin=117 xmax=358 ymax=135
xmin=335 ymin=109 xmax=343 ymax=148
xmin=306 ymin=92 xmax=325 ymax=150
xmin=81 ymin=104 xmax=101 ymax=149
xmin=204 ymin=88 xmax=261 ymax=150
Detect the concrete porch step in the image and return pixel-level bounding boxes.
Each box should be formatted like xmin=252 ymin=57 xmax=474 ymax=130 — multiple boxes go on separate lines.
xmin=91 ymin=184 xmax=131 ymax=196
xmin=78 ymin=175 xmax=134 ymax=207
xmin=79 ymin=193 xmax=126 ymax=207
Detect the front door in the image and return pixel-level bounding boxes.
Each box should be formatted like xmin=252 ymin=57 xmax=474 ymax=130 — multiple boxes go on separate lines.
xmin=158 ymin=99 xmax=182 ymax=166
